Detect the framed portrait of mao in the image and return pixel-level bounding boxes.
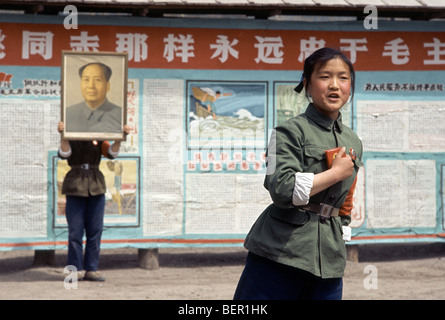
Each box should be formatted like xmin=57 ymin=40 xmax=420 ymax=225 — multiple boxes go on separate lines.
xmin=61 ymin=51 xmax=128 ymax=141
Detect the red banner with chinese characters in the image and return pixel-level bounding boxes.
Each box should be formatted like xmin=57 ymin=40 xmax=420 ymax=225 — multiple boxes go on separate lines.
xmin=0 ymin=22 xmax=444 ymax=71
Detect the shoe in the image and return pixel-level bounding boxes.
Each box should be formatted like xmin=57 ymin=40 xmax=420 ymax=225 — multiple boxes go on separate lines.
xmin=77 ymin=270 xmax=85 ymax=281
xmin=63 ymin=269 xmax=84 ymax=282
xmin=83 ymin=271 xmax=106 ymax=282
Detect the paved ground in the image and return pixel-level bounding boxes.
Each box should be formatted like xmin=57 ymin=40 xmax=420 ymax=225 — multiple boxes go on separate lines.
xmin=1 ymin=242 xmax=445 ymax=300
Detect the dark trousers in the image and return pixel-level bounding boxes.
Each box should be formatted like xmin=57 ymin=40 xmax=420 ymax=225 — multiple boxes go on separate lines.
xmin=65 ymin=195 xmax=105 ymax=272
xmin=234 ymin=252 xmax=343 ymax=300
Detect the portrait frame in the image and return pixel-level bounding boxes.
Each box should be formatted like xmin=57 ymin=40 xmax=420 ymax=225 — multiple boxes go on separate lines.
xmin=61 ymin=51 xmax=128 ymax=141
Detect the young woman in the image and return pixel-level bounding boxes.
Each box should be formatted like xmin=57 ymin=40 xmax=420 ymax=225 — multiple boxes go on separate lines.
xmin=234 ymin=47 xmax=363 ymax=300
xmin=58 ymin=121 xmax=130 ymax=281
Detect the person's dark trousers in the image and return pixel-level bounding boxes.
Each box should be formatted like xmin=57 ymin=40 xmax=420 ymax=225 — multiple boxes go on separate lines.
xmin=234 ymin=252 xmax=343 ymax=300
xmin=65 ymin=194 xmax=105 ymax=272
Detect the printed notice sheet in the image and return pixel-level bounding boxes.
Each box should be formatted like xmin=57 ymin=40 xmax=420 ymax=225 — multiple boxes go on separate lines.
xmin=366 ymin=159 xmax=436 ymax=229
xmin=143 ymin=79 xmax=184 ymax=236
xmin=357 ymin=100 xmax=445 ymax=152
xmin=0 ymin=99 xmax=60 ymax=238
xmin=185 ymin=173 xmax=270 ymax=234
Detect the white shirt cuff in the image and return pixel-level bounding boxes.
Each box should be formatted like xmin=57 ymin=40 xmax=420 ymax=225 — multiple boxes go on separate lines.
xmin=342 ymin=226 xmax=352 ymax=242
xmin=292 ymin=172 xmax=314 ymax=206
xmin=58 ymin=146 xmax=72 ymax=158
xmin=108 ymin=144 xmax=120 ymax=158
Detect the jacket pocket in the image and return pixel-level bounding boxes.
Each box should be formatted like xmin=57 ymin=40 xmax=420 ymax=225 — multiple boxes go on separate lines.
xmin=303 ymin=146 xmax=326 ymax=173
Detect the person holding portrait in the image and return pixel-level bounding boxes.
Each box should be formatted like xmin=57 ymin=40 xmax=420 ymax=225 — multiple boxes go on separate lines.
xmin=59 ymin=59 xmax=128 ymax=281
xmin=58 ymin=121 xmax=129 ymax=281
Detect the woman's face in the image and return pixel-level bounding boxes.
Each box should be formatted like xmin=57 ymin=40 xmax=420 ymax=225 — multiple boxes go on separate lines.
xmin=305 ymin=58 xmax=352 ymax=120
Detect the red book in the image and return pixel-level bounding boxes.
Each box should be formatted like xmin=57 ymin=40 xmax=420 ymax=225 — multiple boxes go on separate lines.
xmin=324 ymin=147 xmax=345 ymax=168
xmin=325 ymin=146 xmax=357 ymax=217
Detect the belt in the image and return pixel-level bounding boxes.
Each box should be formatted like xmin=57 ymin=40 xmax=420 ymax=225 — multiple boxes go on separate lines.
xmin=72 ymin=164 xmax=99 ymax=170
xmin=300 ymin=203 xmax=340 ymax=218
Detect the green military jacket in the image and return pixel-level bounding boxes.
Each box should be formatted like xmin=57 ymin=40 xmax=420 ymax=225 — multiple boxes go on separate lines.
xmin=244 ymin=103 xmax=363 ymax=279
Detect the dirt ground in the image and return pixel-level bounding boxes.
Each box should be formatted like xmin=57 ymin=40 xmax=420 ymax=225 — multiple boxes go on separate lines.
xmin=1 ymin=242 xmax=445 ymax=300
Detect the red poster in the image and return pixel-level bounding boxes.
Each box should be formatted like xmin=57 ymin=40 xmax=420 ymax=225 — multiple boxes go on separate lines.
xmin=0 ymin=22 xmax=444 ymax=70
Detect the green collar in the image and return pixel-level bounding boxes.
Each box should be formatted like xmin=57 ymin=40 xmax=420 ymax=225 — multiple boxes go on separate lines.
xmin=305 ymin=103 xmax=343 ymax=133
